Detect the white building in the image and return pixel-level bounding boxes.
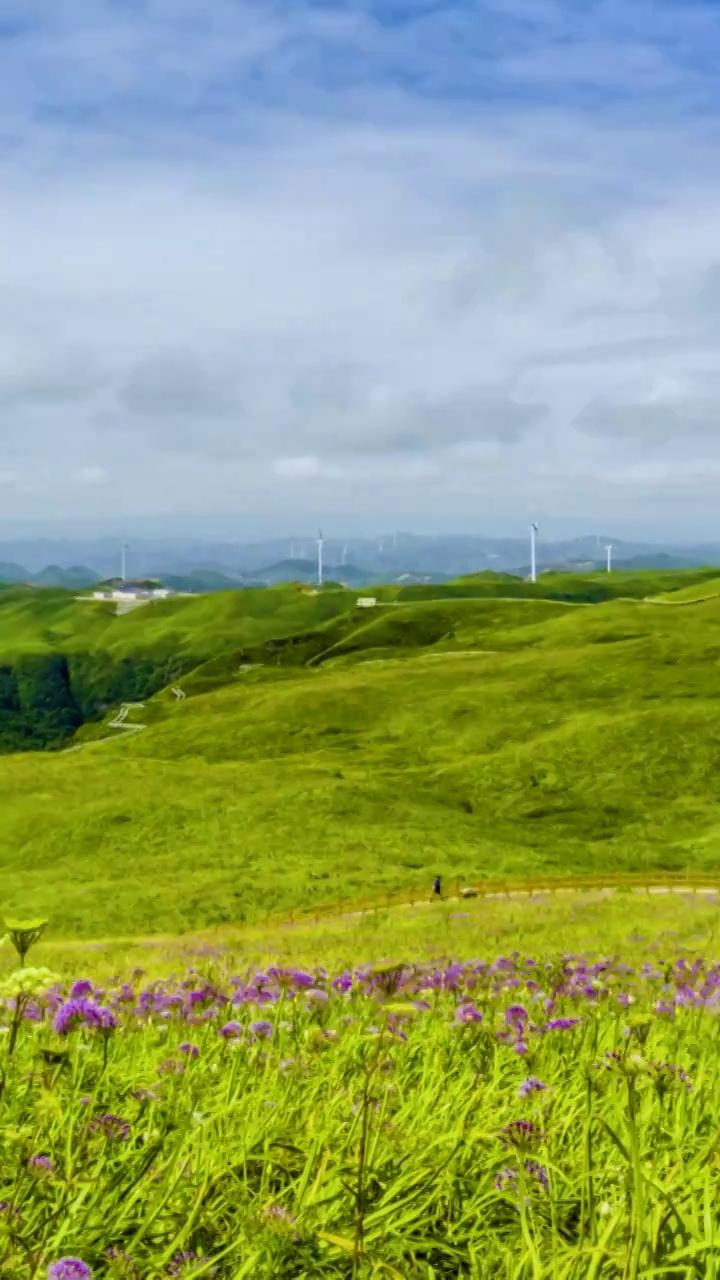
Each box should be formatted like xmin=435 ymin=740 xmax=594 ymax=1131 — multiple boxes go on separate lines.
xmin=356 ymin=596 xmax=378 ymax=608
xmin=92 ymin=587 xmax=175 ymax=602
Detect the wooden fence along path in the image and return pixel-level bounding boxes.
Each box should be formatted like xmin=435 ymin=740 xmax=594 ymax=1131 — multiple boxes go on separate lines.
xmin=265 ymin=870 xmax=720 ymax=927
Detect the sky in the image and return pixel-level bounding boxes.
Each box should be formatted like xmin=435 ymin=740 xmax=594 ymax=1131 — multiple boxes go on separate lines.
xmin=3 ymin=0 xmax=720 ymax=539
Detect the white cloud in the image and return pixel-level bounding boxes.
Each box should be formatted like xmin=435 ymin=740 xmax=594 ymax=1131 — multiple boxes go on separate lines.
xmin=0 ymin=1 xmax=719 ymax=533
xmin=73 ymin=466 xmax=109 ymax=485
xmin=274 ymin=456 xmax=330 ymax=478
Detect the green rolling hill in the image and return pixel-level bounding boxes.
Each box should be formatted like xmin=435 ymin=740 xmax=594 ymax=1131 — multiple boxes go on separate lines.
xmin=650 ymin=576 xmax=720 ymax=604
xmin=0 ymin=569 xmax=719 ymax=935
xmin=0 ymin=583 xmax=358 ymax=751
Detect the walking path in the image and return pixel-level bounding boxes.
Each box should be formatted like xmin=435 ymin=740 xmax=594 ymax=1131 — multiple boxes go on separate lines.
xmin=54 ymin=879 xmax=720 ymax=953
xmin=333 ymin=881 xmax=719 ymax=920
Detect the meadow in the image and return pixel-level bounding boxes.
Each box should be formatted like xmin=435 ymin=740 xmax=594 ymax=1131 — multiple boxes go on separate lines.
xmin=3 ymin=890 xmax=720 ymax=1278
xmin=5 ymin=569 xmax=720 ymax=1274
xmin=3 ymin=574 xmax=720 ymax=933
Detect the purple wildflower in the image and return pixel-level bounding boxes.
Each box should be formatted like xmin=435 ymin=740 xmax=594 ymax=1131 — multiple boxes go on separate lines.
xmin=305 ymin=988 xmax=329 ymax=1005
xmin=249 ymin=1020 xmax=273 ymax=1040
xmin=500 ymin=1120 xmax=542 ymax=1149
xmin=518 ymin=1077 xmax=547 ymax=1098
xmin=443 ymin=963 xmax=465 ymax=991
xmin=29 ymin=1154 xmax=54 ymax=1173
xmin=70 ymin=981 xmax=93 ymax=998
xmin=88 ymin=1114 xmax=131 ymax=1142
xmin=544 ymin=1017 xmax=581 ymax=1032
xmin=218 ymin=1021 xmax=243 ymax=1039
xmin=53 ymin=999 xmax=93 ymax=1035
xmin=495 ymin=1166 xmax=517 ymax=1192
xmin=53 ymin=998 xmax=117 ymax=1036
xmin=524 ymin=1160 xmax=549 ymax=1191
xmin=178 ymin=1042 xmax=199 ymax=1058
xmin=286 ymin=972 xmax=312 ymax=993
xmin=505 ymin=1004 xmax=529 ymax=1028
xmin=48 ymin=1262 xmax=91 ymax=1280
xmin=652 ymin=1062 xmax=694 ymax=1092
xmin=455 ymin=1002 xmax=483 ymax=1024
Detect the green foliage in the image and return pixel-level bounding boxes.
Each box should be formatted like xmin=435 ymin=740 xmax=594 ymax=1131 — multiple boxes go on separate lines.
xmin=0 ymin=895 xmax=719 ymax=1277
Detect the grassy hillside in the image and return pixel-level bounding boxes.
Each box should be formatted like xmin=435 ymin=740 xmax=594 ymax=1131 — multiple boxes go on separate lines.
xmin=651 ymin=575 xmax=720 ymax=603
xmin=445 ymin=566 xmax=720 ymax=601
xmin=0 ymin=584 xmax=359 ymax=751
xmin=3 ymin=583 xmax=720 ymax=935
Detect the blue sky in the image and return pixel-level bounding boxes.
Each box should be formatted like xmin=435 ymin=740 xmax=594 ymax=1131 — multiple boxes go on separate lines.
xmin=2 ymin=0 xmax=720 ymax=538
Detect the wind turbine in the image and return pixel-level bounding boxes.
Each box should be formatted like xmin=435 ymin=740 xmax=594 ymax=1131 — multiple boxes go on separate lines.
xmin=341 ymin=542 xmax=348 ymax=566
xmin=605 ymin=543 xmax=613 ymax=574
xmin=317 ymin=529 xmax=324 ymax=587
xmin=530 ymin=523 xmax=538 ymax=584
xmin=121 ymin=543 xmax=128 ymax=584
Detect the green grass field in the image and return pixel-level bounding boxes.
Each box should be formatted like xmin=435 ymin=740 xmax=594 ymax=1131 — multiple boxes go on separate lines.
xmin=4 ymin=569 xmax=720 ymax=1276
xmin=3 ymin=891 xmax=720 ymax=1277
xmin=1 ymin=570 xmax=720 ymax=936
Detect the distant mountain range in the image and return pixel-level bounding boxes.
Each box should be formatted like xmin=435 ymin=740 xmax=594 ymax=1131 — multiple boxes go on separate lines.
xmin=0 ymin=541 xmax=719 ymax=592
xmin=0 ymin=563 xmax=104 ymax=589
xmin=0 ymin=558 xmax=451 ymax=592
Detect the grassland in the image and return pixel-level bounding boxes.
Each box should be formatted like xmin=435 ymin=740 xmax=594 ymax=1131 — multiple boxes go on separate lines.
xmin=5 ymin=569 xmax=720 ymax=1278
xmin=1 ymin=569 xmax=720 ymax=936
xmin=3 ymin=891 xmax=720 ymax=1277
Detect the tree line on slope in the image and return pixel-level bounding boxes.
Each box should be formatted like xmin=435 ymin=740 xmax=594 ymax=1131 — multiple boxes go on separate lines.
xmin=0 ymin=652 xmax=190 ymax=752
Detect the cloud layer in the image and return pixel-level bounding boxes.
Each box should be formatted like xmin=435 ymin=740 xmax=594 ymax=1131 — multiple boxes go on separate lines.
xmin=1 ymin=0 xmax=720 ymax=534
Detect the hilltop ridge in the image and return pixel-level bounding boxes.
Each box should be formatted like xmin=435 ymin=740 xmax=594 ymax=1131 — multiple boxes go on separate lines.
xmin=0 ymin=565 xmax=718 ymax=753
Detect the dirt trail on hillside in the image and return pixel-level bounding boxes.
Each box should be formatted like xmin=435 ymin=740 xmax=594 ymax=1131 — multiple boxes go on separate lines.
xmin=334 ymin=882 xmax=719 ymax=921
xmin=54 ymin=881 xmax=719 ymax=952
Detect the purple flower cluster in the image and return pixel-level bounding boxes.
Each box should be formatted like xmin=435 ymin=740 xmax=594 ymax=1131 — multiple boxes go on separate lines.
xmin=499 ymin=1120 xmax=543 ymax=1149
xmin=3 ymin=950 xmax=718 ymax=1062
xmin=88 ymin=1114 xmax=131 ymax=1142
xmin=48 ymin=1262 xmax=91 ymax=1280
xmin=518 ymin=1077 xmax=547 ymax=1098
xmin=54 ymin=998 xmax=117 ymax=1036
